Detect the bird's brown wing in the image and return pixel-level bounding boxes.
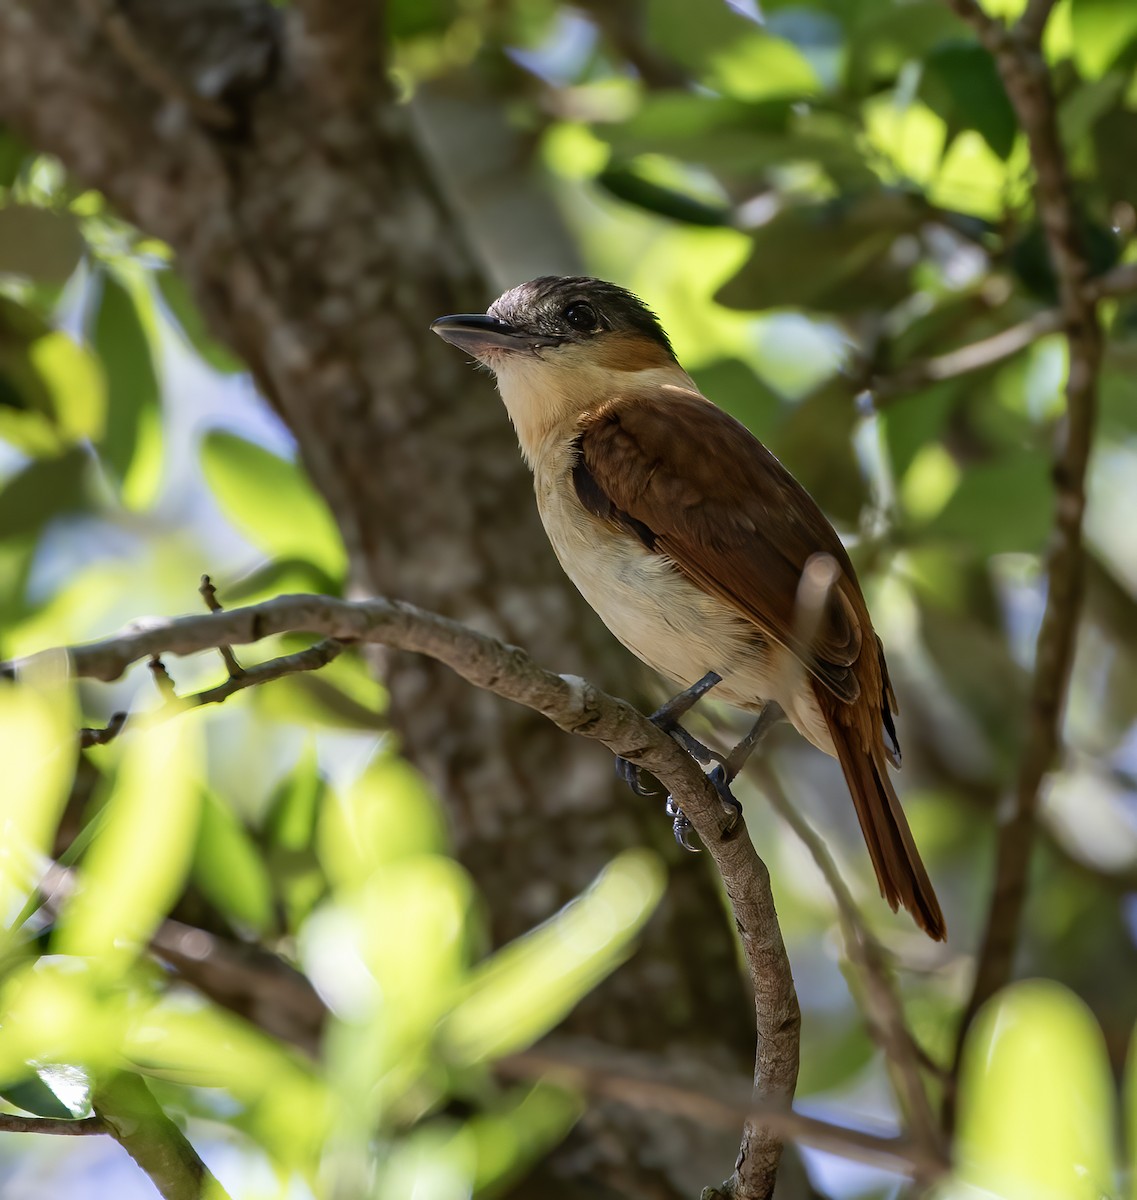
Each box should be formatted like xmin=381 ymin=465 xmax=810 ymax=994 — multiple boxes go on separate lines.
xmin=574 ymin=386 xmax=865 ymax=703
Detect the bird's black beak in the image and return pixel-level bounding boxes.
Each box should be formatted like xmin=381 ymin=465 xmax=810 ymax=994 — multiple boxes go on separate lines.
xmin=431 ymin=314 xmax=560 ymax=355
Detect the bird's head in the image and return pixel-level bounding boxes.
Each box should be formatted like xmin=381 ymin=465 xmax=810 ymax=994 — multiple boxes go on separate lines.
xmin=432 ymin=276 xmax=688 ymax=461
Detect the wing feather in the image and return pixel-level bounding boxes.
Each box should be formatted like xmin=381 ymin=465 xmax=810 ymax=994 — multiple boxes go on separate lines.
xmin=575 ymin=387 xmax=865 ymax=703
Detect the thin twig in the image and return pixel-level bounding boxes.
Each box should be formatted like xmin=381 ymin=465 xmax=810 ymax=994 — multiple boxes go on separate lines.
xmin=79 ymin=710 xmax=127 ymax=748
xmin=148 ymin=656 xmax=178 ymax=701
xmin=497 ymin=1044 xmax=946 ymax=1182
xmin=870 ymin=261 xmax=1137 ymax=405
xmin=199 ymin=575 xmax=243 ymax=680
xmin=942 ymin=0 xmax=1104 ymax=1073
xmin=754 ymin=763 xmax=945 ymax=1160
xmin=79 ymin=639 xmax=347 ymax=749
xmin=6 ymin=592 xmax=800 ymax=1200
xmin=0 ymin=1114 xmax=107 ymax=1135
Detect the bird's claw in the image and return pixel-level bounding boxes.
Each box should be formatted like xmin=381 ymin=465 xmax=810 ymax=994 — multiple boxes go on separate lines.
xmin=614 ymin=755 xmax=658 ymax=797
xmin=709 ymin=764 xmax=744 ymax=834
xmin=666 ymin=795 xmax=700 ymax=852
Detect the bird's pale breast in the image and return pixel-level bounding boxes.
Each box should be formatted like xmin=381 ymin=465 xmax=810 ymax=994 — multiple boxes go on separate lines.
xmin=533 ymin=447 xmax=834 ymax=754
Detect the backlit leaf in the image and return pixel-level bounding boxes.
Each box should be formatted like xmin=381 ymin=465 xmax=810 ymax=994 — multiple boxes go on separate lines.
xmin=193 ymin=789 xmax=275 ymax=934
xmin=956 ymin=980 xmax=1115 ymax=1199
xmin=54 ymin=717 xmax=201 ymax=972
xmin=1070 ymin=0 xmax=1137 ymax=78
xmin=156 ymin=268 xmax=244 ymax=374
xmin=91 ymin=272 xmax=163 ymax=508
xmin=201 ymin=430 xmax=347 ymax=581
xmin=443 ymin=850 xmax=665 ymax=1063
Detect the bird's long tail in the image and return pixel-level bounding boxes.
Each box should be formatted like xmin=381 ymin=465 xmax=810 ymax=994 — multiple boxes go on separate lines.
xmin=825 ymin=716 xmax=946 ymax=941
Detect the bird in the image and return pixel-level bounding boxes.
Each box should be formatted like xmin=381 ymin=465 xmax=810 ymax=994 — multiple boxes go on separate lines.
xmin=431 ymin=276 xmax=946 ymax=941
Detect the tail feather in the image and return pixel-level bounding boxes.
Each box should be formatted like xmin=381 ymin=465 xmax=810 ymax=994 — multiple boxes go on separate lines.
xmin=827 ymin=716 xmax=946 ymax=941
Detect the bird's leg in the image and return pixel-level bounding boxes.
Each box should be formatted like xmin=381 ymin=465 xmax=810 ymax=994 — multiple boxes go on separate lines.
xmin=614 ymin=670 xmax=722 ymax=796
xmin=699 ymin=701 xmax=787 ymax=839
xmin=720 ymin=701 xmax=787 ymax=783
xmin=614 ymin=671 xmax=738 ymax=852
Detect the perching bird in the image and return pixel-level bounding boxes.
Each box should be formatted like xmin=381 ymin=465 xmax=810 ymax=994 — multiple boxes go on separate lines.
xmin=432 ymin=276 xmax=945 ymax=941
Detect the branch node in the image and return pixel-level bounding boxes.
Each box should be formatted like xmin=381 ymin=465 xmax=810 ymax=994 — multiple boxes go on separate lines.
xmin=147 ymin=656 xmax=178 ymax=701
xmin=199 ymin=575 xmax=244 ymax=678
xmin=80 ymin=710 xmax=128 ymax=749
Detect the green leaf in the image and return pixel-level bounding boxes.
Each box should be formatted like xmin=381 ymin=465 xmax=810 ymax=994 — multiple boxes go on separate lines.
xmin=54 ymin=719 xmax=202 ymax=972
xmin=645 ymin=0 xmax=758 ymax=75
xmin=222 ymin=558 xmax=342 ymax=605
xmin=265 ymin=742 xmax=325 ymax=852
xmin=193 ymin=790 xmax=275 ymax=934
xmin=774 ymin=378 xmax=867 ymax=525
xmin=0 ymin=206 xmax=85 ymax=286
xmin=1071 ymin=0 xmax=1137 ymax=78
xmin=0 ymin=306 xmax=104 ymax=456
xmin=0 ymin=448 xmax=91 ymax=540
xmin=90 ymin=273 xmax=162 ymax=507
xmin=200 ymin=430 xmax=347 ymax=581
xmin=956 ymin=980 xmax=1115 ymax=1199
xmin=881 ymin=382 xmax=958 ymax=479
xmin=156 ymin=268 xmax=244 ymax=374
xmin=602 ymin=95 xmax=871 ymax=183
xmin=0 ymin=1075 xmax=75 ymax=1119
xmin=927 ymin=450 xmax=1053 ymax=554
xmin=1125 ymin=1007 xmax=1137 ymax=1200
xmin=0 ymin=670 xmax=77 ymax=927
xmin=0 ymin=127 xmax=31 ymax=188
xmin=318 ymin=755 xmax=446 ymax=889
xmin=917 ymin=598 xmax=1027 ymax=767
xmin=844 ymin=1 xmax=967 ymax=96
xmin=921 ymin=40 xmax=1016 ymax=160
xmin=716 ymin=192 xmax=921 ymax=314
xmin=706 ymin=31 xmax=821 ymax=101
xmin=597 ymin=165 xmax=730 ymax=227
xmin=387 ymin=0 xmax=455 ymax=40
xmin=1093 ymin=107 xmax=1137 ymax=208
xmin=256 ymin=638 xmax=384 ymax=730
xmin=442 ymin=849 xmax=665 ymax=1063
xmin=28 ymin=332 xmax=106 ymax=445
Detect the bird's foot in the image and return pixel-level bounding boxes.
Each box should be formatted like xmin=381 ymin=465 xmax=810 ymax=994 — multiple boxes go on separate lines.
xmin=613 ymin=671 xmax=746 ymax=852
xmin=666 ymin=794 xmax=698 ymax=852
xmin=665 ymin=767 xmax=742 ymax=852
xmin=612 ymin=670 xmax=722 ymax=797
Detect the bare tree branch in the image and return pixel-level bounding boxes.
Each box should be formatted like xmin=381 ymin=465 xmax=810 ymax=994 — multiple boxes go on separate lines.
xmin=77 ymin=638 xmax=347 ymax=748
xmin=152 ymin=920 xmax=326 ymax=1058
xmin=870 ymin=261 xmax=1137 ymax=405
xmin=5 ymin=592 xmax=800 ymax=1200
xmin=498 ymin=1043 xmax=947 ymax=1182
xmin=1018 ymin=0 xmax=1058 ymax=45
xmin=755 ymin=763 xmax=945 ymax=1160
xmin=198 ymin=575 xmax=244 ymax=680
xmin=941 ymin=0 xmax=1105 ymax=1067
xmin=0 ymin=1114 xmax=108 ymax=1136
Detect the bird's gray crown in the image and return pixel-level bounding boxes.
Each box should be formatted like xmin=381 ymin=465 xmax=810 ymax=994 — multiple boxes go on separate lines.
xmin=488 ymin=276 xmax=675 ymax=358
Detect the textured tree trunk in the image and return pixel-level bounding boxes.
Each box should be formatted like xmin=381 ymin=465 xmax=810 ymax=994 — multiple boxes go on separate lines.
xmin=0 ymin=3 xmax=755 ymax=1191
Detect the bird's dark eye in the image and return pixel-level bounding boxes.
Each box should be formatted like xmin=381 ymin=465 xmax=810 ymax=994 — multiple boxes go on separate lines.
xmin=563 ymin=301 xmax=599 ymax=332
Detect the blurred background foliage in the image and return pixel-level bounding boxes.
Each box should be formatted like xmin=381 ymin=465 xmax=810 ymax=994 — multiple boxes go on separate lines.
xmin=2 ymin=0 xmax=1137 ymax=1196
